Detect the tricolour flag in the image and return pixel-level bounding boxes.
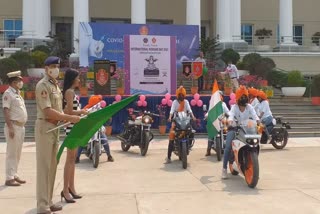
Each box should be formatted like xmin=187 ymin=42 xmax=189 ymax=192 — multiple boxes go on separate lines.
xmin=206 ymin=79 xmax=223 ymax=139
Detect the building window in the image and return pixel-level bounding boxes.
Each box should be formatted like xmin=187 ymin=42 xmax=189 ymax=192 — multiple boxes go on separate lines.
xmin=4 ymin=19 xmax=22 ymax=39
xmin=201 ymin=26 xmax=206 ymax=39
xmin=241 ymin=24 xmax=253 ymax=45
xmin=293 ymin=25 xmax=303 ymax=45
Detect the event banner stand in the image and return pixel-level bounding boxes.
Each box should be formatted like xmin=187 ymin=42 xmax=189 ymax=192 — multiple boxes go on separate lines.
xmin=94 ymin=60 xmax=111 ymax=95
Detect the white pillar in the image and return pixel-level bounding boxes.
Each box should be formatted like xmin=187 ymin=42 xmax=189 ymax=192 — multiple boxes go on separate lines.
xmin=131 ymin=0 xmax=146 ymax=24
xmin=186 ymin=0 xmax=201 ymax=39
xmin=216 ymin=0 xmax=231 ymax=42
xmin=279 ymin=0 xmax=296 ymax=45
xmin=22 ymin=0 xmax=34 ymax=37
xmin=230 ymin=0 xmax=242 ymax=41
xmin=73 ymin=0 xmax=89 ymax=55
xmin=34 ymin=0 xmax=51 ymax=39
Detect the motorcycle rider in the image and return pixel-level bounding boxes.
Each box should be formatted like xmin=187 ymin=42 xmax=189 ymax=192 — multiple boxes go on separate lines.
xmin=75 ymin=95 xmax=114 ymax=163
xmin=248 ymin=87 xmax=260 ymax=115
xmin=205 ymin=91 xmax=229 ymax=156
xmin=222 ymin=86 xmax=260 ymax=179
xmin=257 ymin=90 xmax=273 ymax=138
xmin=165 ymin=86 xmax=196 ymax=163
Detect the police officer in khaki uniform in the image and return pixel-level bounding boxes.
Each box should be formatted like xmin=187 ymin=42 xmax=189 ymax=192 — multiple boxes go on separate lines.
xmin=35 ymin=56 xmax=80 ymax=214
xmin=2 ymin=71 xmax=28 ymax=186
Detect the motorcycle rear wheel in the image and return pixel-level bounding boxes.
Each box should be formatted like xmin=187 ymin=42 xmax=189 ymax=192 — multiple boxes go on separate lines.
xmin=92 ymin=141 xmax=100 ymax=168
xmin=121 ymin=141 xmax=131 ymax=152
xmin=244 ymin=152 xmax=259 ymax=188
xmin=140 ymin=132 xmax=150 ymax=156
xmin=181 ymin=143 xmax=188 ymax=169
xmin=271 ymin=129 xmax=288 ymax=149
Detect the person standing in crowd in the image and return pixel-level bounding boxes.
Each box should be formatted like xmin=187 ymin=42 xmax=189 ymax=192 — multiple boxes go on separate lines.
xmin=2 ymin=71 xmax=28 ymax=186
xmin=248 ymin=87 xmax=260 ymax=115
xmin=195 ymin=51 xmax=206 ymax=92
xmin=61 ymin=69 xmax=88 ymax=203
xmin=225 ymin=60 xmax=239 ymax=91
xmin=35 ymin=56 xmax=80 ymax=214
xmin=257 ymin=90 xmax=273 ymax=138
xmin=165 ymin=86 xmax=196 ymax=163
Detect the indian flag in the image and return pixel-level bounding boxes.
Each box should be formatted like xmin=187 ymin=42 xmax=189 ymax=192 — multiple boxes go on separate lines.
xmin=206 ymin=79 xmax=223 ymax=139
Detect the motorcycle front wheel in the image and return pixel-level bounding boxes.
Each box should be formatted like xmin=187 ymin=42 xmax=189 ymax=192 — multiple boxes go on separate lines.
xmin=140 ymin=131 xmax=150 ymax=156
xmin=121 ymin=141 xmax=131 ymax=152
xmin=92 ymin=141 xmax=100 ymax=168
xmin=181 ymin=142 xmax=188 ymax=169
xmin=271 ymin=129 xmax=288 ymax=149
xmin=244 ymin=151 xmax=259 ymax=188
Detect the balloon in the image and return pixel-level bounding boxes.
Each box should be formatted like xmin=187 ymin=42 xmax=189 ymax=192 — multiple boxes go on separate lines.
xmin=197 ymin=100 xmax=203 ymax=107
xmin=161 ymin=98 xmax=167 ymax=105
xmin=115 ymin=95 xmax=122 ymax=102
xmin=140 ymin=95 xmax=146 ymax=101
xmin=190 ymin=99 xmax=197 ymax=106
xmin=100 ymin=100 xmax=106 ymax=108
xmin=194 ymin=93 xmax=200 ymax=100
xmin=203 ymin=67 xmax=208 ymax=75
xmin=229 ymin=99 xmax=236 ymax=105
xmin=142 ymin=101 xmax=147 ymax=107
xmin=167 ymin=99 xmax=173 ymax=107
xmin=230 ymin=93 xmax=236 ymax=100
xmin=137 ymin=100 xmax=142 ymax=106
xmin=165 ymin=93 xmax=171 ymax=100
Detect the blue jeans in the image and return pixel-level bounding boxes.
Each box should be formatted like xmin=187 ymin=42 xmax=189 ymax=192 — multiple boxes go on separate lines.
xmin=223 ymin=130 xmax=236 ymax=169
xmin=77 ymin=132 xmax=111 ymax=158
xmin=262 ymin=115 xmax=273 ymax=136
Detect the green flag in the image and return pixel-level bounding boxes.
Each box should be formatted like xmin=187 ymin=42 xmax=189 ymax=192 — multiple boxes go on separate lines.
xmin=56 ymin=95 xmax=138 ymax=162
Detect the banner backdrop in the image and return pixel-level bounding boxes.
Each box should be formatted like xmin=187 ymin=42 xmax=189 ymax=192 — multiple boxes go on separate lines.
xmin=124 ymin=35 xmax=176 ymax=94
xmin=79 ymin=23 xmax=199 ymax=81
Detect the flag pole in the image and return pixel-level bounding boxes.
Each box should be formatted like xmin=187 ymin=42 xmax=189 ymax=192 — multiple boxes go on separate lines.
xmin=46 ymin=115 xmax=88 ymax=133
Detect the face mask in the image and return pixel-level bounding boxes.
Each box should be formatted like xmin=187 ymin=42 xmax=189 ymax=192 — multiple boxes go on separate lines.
xmin=16 ymin=81 xmax=23 ymax=89
xmin=48 ymin=68 xmax=60 ymax=79
xmin=238 ymin=96 xmax=248 ymax=106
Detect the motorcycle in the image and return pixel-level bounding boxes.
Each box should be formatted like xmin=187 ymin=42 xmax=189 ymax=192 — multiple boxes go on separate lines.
xmin=208 ymin=114 xmax=228 ymax=161
xmin=81 ymin=126 xmax=105 ymax=168
xmin=117 ymin=109 xmax=158 ymax=156
xmin=228 ymin=119 xmax=260 ymax=188
xmin=172 ymin=111 xmax=195 ymax=169
xmin=260 ymin=116 xmax=291 ymax=149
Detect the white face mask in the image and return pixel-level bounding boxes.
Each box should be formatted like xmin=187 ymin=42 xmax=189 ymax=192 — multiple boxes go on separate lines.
xmin=48 ymin=68 xmax=60 ymax=79
xmin=17 ymin=81 xmax=23 ymax=89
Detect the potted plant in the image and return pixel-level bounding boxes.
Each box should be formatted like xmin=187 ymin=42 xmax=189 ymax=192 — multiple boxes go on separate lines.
xmin=157 ymin=104 xmax=168 ymax=135
xmin=281 ymin=70 xmax=306 ymax=97
xmin=223 ymin=75 xmax=232 ymax=95
xmin=255 ymin=28 xmax=272 ymax=44
xmin=311 ymin=32 xmax=320 ymax=51
xmin=311 ymin=74 xmax=320 ymax=105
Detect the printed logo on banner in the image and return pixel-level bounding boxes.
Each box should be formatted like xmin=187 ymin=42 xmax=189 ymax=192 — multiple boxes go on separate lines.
xmin=96 ymin=69 xmax=109 ymax=86
xmin=139 ymin=26 xmax=149 ymax=35
xmin=152 ymin=37 xmax=157 ymax=44
xmin=143 ymin=38 xmax=148 ymax=43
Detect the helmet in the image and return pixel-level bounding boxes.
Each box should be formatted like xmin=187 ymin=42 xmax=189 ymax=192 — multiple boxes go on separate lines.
xmin=235 ymin=85 xmax=249 ymax=102
xmin=84 ymin=95 xmax=102 ymax=109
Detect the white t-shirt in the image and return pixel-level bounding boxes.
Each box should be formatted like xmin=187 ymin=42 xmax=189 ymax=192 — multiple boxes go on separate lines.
xmin=251 ymin=97 xmax=260 ymax=115
xmin=228 ymin=104 xmax=259 ymax=123
xmin=258 ymin=100 xmax=272 ymax=120
xmin=170 ymin=99 xmax=193 ymax=115
xmin=226 ymin=64 xmax=239 ymax=79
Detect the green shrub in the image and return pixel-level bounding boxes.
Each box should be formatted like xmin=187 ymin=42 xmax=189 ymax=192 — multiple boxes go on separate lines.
xmin=236 ymin=61 xmax=246 ymax=70
xmin=287 ymin=70 xmax=305 ymax=87
xmin=31 ymin=51 xmax=48 ymax=68
xmin=32 ymin=45 xmax=51 ymax=55
xmin=221 ymin=48 xmax=240 ymax=64
xmin=10 ymin=51 xmax=33 ymax=76
xmin=253 ymin=57 xmax=276 ymax=79
xmin=266 ymin=69 xmax=288 ymax=88
xmin=0 ymin=58 xmax=19 ymax=84
xmin=311 ymin=74 xmax=320 ymax=96
xmin=242 ymin=53 xmax=262 ymax=75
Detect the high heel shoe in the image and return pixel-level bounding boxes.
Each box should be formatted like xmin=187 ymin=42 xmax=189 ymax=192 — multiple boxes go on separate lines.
xmin=60 ymin=191 xmax=76 ymax=203
xmin=69 ymin=188 xmax=82 ymax=199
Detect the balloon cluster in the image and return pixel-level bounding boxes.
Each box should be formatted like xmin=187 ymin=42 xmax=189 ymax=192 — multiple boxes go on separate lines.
xmin=100 ymin=100 xmax=107 ymax=108
xmin=113 ymin=94 xmax=122 ymax=104
xmin=190 ymin=93 xmax=203 ymax=107
xmin=137 ymin=95 xmax=147 ymax=107
xmin=229 ymin=93 xmax=236 ymax=106
xmin=161 ymin=93 xmax=173 ymax=107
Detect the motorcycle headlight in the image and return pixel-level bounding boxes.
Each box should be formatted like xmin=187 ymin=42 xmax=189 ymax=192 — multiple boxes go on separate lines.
xmin=246 ymin=139 xmax=259 ymax=144
xmin=142 ymin=115 xmax=152 ymax=124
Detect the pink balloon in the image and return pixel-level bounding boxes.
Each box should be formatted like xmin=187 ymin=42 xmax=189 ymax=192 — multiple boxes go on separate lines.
xmin=230 ymin=93 xmax=236 ymax=100
xmin=229 ymin=99 xmax=236 ymax=105
xmin=165 ymin=93 xmax=171 ymax=100
xmin=140 ymin=95 xmax=146 ymax=101
xmin=191 ymin=99 xmax=197 ymax=106
xmin=100 ymin=100 xmax=106 ymax=108
xmin=137 ymin=100 xmax=142 ymax=106
xmin=161 ymin=98 xmax=167 ymax=105
xmin=167 ymin=99 xmax=173 ymax=107
xmin=142 ymin=101 xmax=147 ymax=107
xmin=197 ymin=100 xmax=203 ymax=107
xmin=194 ymin=93 xmax=200 ymax=100
xmin=115 ymin=95 xmax=122 ymax=102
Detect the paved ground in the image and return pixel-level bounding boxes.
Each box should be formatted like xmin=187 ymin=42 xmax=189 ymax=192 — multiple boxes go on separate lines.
xmin=0 ymin=137 xmax=320 ymax=214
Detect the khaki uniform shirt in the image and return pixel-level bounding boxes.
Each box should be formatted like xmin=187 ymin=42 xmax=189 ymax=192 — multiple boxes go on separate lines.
xmin=35 ymin=76 xmax=63 ymax=119
xmin=2 ymin=86 xmax=28 ymax=124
